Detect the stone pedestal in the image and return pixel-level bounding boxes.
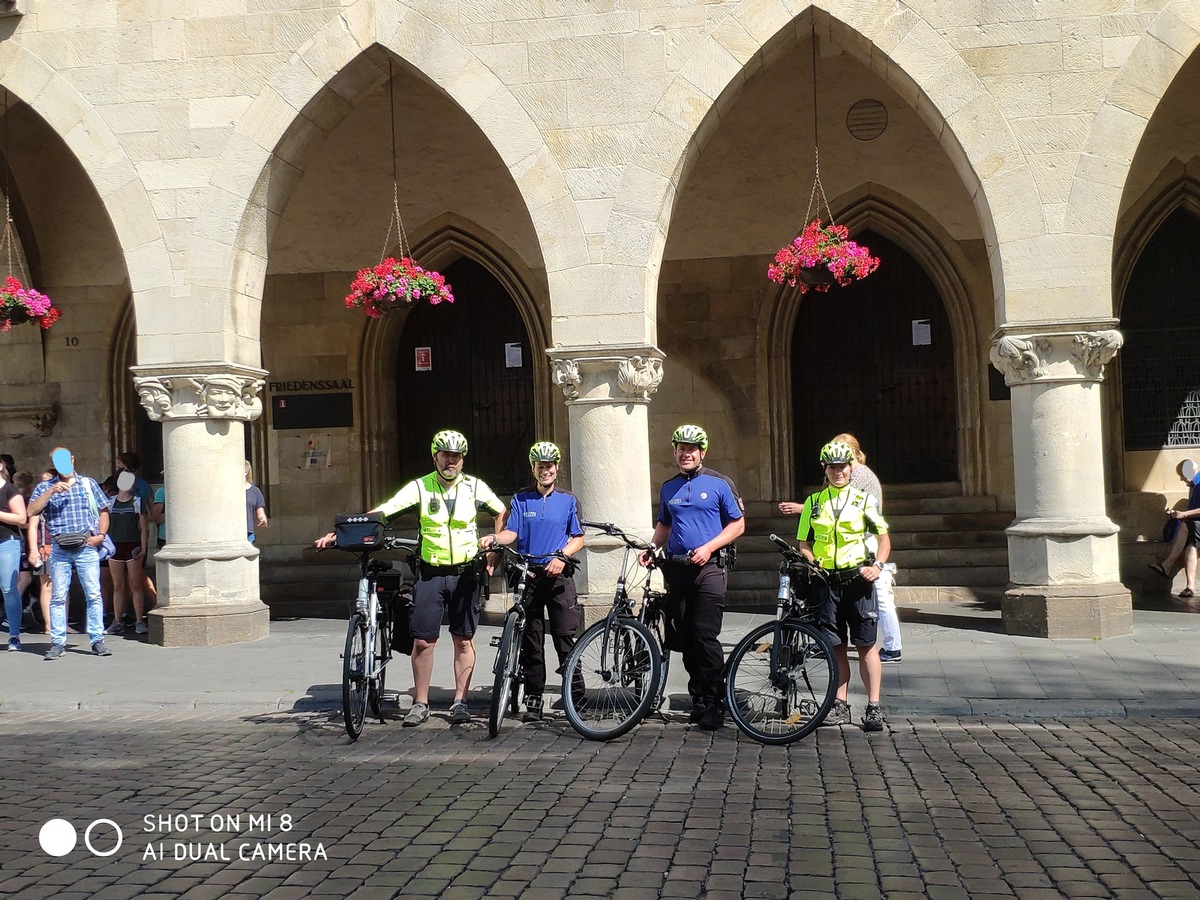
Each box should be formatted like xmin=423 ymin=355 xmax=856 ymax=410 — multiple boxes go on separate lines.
xmin=548 ymin=345 xmax=664 ymax=617
xmin=990 ymin=322 xmax=1133 ymax=638
xmin=132 ymin=363 xmax=270 ymax=647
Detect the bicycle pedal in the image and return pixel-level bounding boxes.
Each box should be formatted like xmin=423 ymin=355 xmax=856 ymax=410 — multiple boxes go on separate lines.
xmin=489 ymin=636 xmax=501 ymax=647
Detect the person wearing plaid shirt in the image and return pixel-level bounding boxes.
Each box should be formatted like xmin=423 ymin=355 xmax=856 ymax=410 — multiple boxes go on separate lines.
xmin=27 ymin=447 xmax=114 ymax=659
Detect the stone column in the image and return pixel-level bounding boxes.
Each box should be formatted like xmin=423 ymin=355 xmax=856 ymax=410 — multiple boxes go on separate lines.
xmin=989 ymin=322 xmax=1132 ymax=638
xmin=132 ymin=363 xmax=270 ymax=647
xmin=547 ymin=345 xmax=664 ymax=619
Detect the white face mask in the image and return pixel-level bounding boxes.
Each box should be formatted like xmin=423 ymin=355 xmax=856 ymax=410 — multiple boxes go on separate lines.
xmin=117 ymin=471 xmax=136 ymax=492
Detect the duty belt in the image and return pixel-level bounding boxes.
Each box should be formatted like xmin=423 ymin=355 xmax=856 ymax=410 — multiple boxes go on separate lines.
xmin=826 ymin=565 xmax=867 ymax=585
xmin=419 ymin=561 xmax=476 ymax=577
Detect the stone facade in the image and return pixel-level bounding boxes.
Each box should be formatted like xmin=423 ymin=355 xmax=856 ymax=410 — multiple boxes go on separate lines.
xmin=3 ymin=0 xmax=1200 ymax=641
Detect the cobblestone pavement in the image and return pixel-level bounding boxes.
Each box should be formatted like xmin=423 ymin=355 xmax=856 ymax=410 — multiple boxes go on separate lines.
xmin=1 ymin=710 xmax=1199 ymax=899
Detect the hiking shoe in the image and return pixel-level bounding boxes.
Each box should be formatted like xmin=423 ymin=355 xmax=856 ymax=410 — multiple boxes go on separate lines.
xmin=91 ymin=640 xmax=113 ymax=657
xmin=862 ymin=703 xmax=885 ymax=732
xmin=523 ymin=695 xmax=544 ymax=722
xmin=135 ymin=620 xmax=149 ymax=635
xmin=7 ymin=638 xmax=20 ymax=652
xmin=697 ymin=703 xmax=725 ymax=731
xmin=822 ymin=699 xmax=851 ymax=726
xmin=44 ymin=644 xmax=66 ymax=661
xmin=402 ymin=702 xmax=429 ymax=727
xmin=103 ymin=621 xmax=125 ymax=636
xmin=448 ymin=701 xmax=470 ymax=724
xmin=879 ymin=648 xmax=902 ymax=664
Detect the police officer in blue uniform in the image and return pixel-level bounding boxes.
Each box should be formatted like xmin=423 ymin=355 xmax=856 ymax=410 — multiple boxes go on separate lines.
xmin=640 ymin=424 xmax=745 ymax=730
xmin=485 ymin=441 xmax=585 ymax=721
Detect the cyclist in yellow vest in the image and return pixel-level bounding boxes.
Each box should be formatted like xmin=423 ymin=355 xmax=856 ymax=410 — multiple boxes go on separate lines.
xmin=319 ymin=430 xmax=505 ymax=727
xmin=795 ymin=440 xmax=891 ymax=732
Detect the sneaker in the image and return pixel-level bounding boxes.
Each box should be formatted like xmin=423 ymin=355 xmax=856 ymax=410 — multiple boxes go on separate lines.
xmin=135 ymin=620 xmax=149 ymax=635
xmin=879 ymin=648 xmax=902 ymax=664
xmin=697 ymin=703 xmax=725 ymax=731
xmin=822 ymin=699 xmax=851 ymax=726
xmin=44 ymin=644 xmax=66 ymax=661
xmin=523 ymin=695 xmax=544 ymax=722
xmin=91 ymin=640 xmax=113 ymax=657
xmin=7 ymin=638 xmax=20 ymax=652
xmin=448 ymin=700 xmax=470 ymax=724
xmin=402 ymin=702 xmax=429 ymax=727
xmin=103 ymin=621 xmax=125 ymax=636
xmin=862 ymin=703 xmax=885 ymax=732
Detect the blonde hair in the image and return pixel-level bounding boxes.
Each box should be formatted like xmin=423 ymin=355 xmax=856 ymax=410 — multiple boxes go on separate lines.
xmin=245 ymin=460 xmax=253 ymax=484
xmin=832 ymin=433 xmax=867 ymax=465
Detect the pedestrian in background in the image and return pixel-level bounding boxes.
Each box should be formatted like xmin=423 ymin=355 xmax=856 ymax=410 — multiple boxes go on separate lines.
xmin=245 ymin=461 xmax=268 ymax=542
xmin=0 ymin=460 xmax=27 ymax=651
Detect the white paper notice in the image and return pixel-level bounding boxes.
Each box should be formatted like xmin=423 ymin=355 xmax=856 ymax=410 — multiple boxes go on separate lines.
xmin=505 ymin=342 xmax=523 ymax=368
xmin=912 ymin=319 xmax=932 ymax=346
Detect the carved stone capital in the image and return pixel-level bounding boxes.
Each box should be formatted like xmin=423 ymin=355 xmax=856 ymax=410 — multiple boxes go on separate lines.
xmin=131 ymin=364 xmax=267 ymax=422
xmin=989 ymin=321 xmax=1123 ymax=386
xmin=546 ymin=344 xmax=666 ymax=406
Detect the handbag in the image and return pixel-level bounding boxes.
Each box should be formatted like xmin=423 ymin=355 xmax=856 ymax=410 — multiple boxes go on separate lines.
xmin=52 ymin=531 xmax=89 ymax=551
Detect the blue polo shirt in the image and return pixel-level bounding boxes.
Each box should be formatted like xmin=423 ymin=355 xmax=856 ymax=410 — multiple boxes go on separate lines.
xmin=508 ymin=487 xmax=583 ymax=564
xmin=657 ymin=467 xmax=744 ymax=556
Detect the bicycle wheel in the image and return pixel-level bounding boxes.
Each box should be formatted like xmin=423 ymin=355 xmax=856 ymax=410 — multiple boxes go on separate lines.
xmin=725 ymin=620 xmax=837 ymax=745
xmin=342 ymin=613 xmax=369 ymax=740
xmin=642 ymin=598 xmax=671 ymax=713
xmin=369 ymin=611 xmax=391 ymax=719
xmin=489 ymin=611 xmax=520 ymax=738
xmin=562 ymin=618 xmax=660 ymax=741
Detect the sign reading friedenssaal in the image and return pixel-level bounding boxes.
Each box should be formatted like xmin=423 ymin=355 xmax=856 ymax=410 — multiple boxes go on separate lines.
xmin=267 ymin=379 xmax=354 ymax=392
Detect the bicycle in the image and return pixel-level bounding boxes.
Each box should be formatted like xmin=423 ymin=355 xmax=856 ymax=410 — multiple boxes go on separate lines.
xmin=724 ymin=534 xmax=838 ymax=745
xmin=326 ymin=514 xmax=418 ymax=740
xmin=486 ymin=544 xmax=580 ymax=738
xmin=560 ymin=521 xmax=675 ymax=741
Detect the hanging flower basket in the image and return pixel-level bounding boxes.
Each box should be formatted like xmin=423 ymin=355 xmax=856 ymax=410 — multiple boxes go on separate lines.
xmin=767 ymin=219 xmax=880 ymax=295
xmin=0 ymin=275 xmax=60 ymax=333
xmin=344 ymin=256 xmax=454 ymax=319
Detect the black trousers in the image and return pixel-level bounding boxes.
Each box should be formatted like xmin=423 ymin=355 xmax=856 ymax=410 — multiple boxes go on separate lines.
xmin=519 ymin=574 xmax=581 ymax=696
xmin=663 ymin=562 xmax=727 ymax=707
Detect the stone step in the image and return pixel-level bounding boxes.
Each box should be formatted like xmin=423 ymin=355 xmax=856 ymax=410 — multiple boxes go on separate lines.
xmin=725 ymin=584 xmax=1006 ymax=611
xmin=733 ymin=546 xmax=1010 ymax=571
xmin=743 ymin=511 xmax=1014 ymax=535
xmin=727 ymin=562 xmax=1009 ymax=592
xmin=745 ymin=493 xmax=1000 ymax=517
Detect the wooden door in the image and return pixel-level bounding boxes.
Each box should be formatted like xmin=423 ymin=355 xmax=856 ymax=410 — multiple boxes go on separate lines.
xmin=791 ymin=230 xmax=957 ymax=487
xmin=395 ymin=258 xmax=535 ymax=494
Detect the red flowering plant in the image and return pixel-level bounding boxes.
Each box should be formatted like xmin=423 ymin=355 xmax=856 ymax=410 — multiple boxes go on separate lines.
xmin=0 ymin=276 xmax=61 ymax=332
xmin=344 ymin=257 xmax=454 ymax=318
xmin=767 ymin=219 xmax=880 ymax=294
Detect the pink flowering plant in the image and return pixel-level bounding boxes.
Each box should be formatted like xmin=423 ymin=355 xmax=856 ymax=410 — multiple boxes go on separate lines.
xmin=767 ymin=219 xmax=880 ymax=294
xmin=0 ymin=275 xmax=60 ymax=332
xmin=344 ymin=257 xmax=454 ymax=318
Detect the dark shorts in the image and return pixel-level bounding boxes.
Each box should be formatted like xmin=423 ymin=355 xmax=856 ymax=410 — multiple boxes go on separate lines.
xmin=409 ymin=568 xmax=481 ymax=641
xmin=812 ymin=576 xmax=877 ymax=647
xmin=107 ymin=542 xmax=141 ymax=563
xmin=1187 ymin=519 xmax=1200 ymax=547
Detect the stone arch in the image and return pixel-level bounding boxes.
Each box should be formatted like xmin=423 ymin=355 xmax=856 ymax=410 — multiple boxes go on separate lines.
xmin=757 ymin=189 xmax=985 ymax=499
xmin=610 ymin=0 xmax=1032 ymax=336
xmin=1064 ymin=2 xmax=1200 ymax=249
xmin=356 ymin=219 xmax=551 ymax=503
xmin=184 ymin=0 xmax=585 ymax=369
xmin=0 ymin=44 xmax=171 ymax=320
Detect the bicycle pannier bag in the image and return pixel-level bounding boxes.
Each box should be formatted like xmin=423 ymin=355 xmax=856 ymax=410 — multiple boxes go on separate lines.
xmin=376 ymin=572 xmax=415 ymax=656
xmin=334 ymin=513 xmax=385 ymax=550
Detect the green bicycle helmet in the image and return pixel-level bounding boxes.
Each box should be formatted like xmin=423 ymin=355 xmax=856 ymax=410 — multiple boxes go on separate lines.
xmin=431 ymin=430 xmax=469 ymax=456
xmin=671 ymin=424 xmax=709 ymax=451
xmin=819 ymin=440 xmax=855 ymax=466
xmin=529 ymin=441 xmax=562 ymax=464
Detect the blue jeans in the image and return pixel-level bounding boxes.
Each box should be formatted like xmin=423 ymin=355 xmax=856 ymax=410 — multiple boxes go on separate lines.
xmin=0 ymin=537 xmax=20 ymax=639
xmin=49 ymin=543 xmax=104 ymax=645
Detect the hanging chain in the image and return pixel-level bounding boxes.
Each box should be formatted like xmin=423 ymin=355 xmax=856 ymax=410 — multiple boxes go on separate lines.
xmin=378 ymin=59 xmax=411 ymax=265
xmin=0 ymin=87 xmax=27 ymax=284
xmin=802 ymin=18 xmax=834 ymax=227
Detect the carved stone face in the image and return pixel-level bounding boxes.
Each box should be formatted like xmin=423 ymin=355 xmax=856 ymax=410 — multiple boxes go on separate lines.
xmin=203 ymin=382 xmax=240 ymax=414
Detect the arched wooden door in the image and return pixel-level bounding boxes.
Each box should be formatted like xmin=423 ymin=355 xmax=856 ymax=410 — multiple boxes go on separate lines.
xmin=791 ymin=230 xmax=957 ymax=487
xmin=395 ymin=257 xmax=535 ymax=494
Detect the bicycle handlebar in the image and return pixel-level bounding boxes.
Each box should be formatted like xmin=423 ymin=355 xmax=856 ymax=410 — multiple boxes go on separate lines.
xmin=580 ymin=520 xmax=652 ymax=551
xmin=769 ymin=534 xmax=825 ymax=576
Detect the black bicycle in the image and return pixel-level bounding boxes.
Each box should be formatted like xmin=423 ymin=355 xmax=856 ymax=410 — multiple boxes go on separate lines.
xmin=724 ymin=534 xmax=838 ymax=744
xmin=487 ymin=545 xmax=580 ymax=738
xmin=326 ymin=514 xmax=417 ymax=740
xmin=561 ymin=521 xmax=672 ymax=741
